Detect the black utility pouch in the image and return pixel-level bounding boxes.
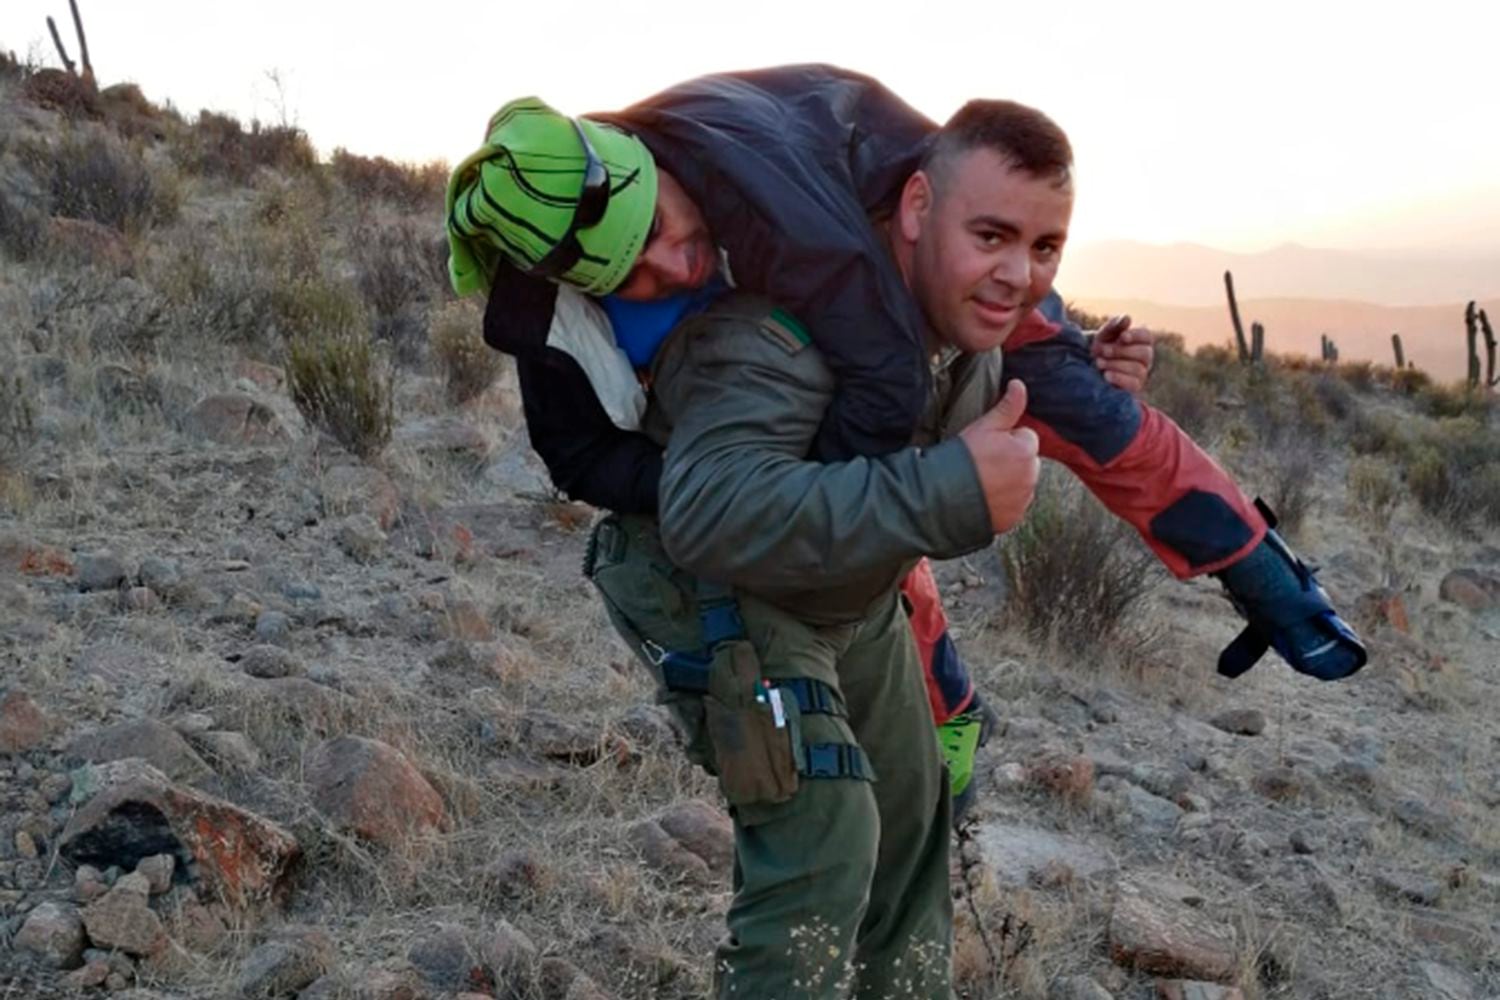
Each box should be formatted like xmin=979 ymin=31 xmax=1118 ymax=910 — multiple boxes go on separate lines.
xmin=703 ymin=640 xmax=799 ymax=807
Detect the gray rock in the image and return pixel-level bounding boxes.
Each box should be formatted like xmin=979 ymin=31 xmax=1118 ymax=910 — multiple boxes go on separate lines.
xmin=192 ymin=730 xmax=262 ymax=772
xmin=78 ymin=552 xmax=129 ymax=593
xmin=74 ymin=863 xmax=109 ymax=902
xmin=15 ymin=900 xmax=86 ymax=968
xmin=282 ymin=579 xmax=322 ymax=601
xmin=81 ymin=874 xmax=164 ymax=956
xmin=1373 ymin=868 xmax=1443 ymax=906
xmin=135 ymin=853 xmax=175 ymax=894
xmin=1208 ymin=708 xmax=1266 ymax=736
xmin=336 ymin=514 xmax=387 ymax=564
xmin=254 ymin=610 xmax=293 ymax=645
xmin=240 ymin=644 xmax=303 ymax=679
xmin=408 ymin=923 xmax=492 ymax=992
xmin=1049 ymin=975 xmax=1113 ymax=1000
xmin=1418 ymin=961 xmax=1478 ymax=1000
xmin=978 ymin=822 xmax=1118 ymax=887
xmin=393 ymin=416 xmax=492 ymax=468
xmin=237 ymin=927 xmax=335 ymax=999
xmin=67 ymin=719 xmax=212 ymax=783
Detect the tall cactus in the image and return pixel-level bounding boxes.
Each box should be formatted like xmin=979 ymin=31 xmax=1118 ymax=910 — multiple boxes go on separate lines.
xmin=1250 ymin=321 xmax=1264 ymax=363
xmin=1466 ymin=301 xmax=1481 ymax=389
xmin=1224 ymin=270 xmax=1250 ymax=363
xmin=1320 ymin=335 xmax=1340 ymax=364
xmin=1481 ymin=308 xmax=1498 ymax=389
xmin=1391 ymin=332 xmax=1405 ymax=369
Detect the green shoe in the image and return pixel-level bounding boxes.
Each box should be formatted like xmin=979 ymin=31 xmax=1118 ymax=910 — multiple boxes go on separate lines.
xmin=939 ymin=710 xmax=985 ymax=824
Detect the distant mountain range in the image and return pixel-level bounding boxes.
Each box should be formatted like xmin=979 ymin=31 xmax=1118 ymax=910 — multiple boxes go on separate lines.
xmin=1060 ymin=241 xmax=1500 ymax=308
xmin=1069 ymin=296 xmax=1500 ymax=382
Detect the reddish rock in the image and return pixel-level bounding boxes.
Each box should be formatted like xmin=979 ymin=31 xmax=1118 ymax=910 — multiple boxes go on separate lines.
xmin=305 ymin=735 xmax=447 ymax=848
xmin=656 ymin=799 xmax=734 ymax=871
xmin=628 ymin=818 xmax=712 ymax=884
xmin=1109 ymin=879 xmax=1237 ymax=982
xmin=1027 ymin=752 xmax=1095 ymax=802
xmin=0 ymin=534 xmax=75 ymax=576
xmin=184 ymin=393 xmax=289 ymax=446
xmin=1438 ymin=569 xmax=1499 ymax=612
xmin=322 ymin=465 xmax=402 ymax=531
xmin=61 ymin=960 xmax=111 ymax=989
xmin=59 ymin=759 xmax=300 ymax=910
xmin=0 ymin=689 xmax=48 ymax=753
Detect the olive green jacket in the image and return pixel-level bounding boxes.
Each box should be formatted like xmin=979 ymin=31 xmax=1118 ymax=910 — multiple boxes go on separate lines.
xmin=645 ymin=293 xmax=1004 ymax=624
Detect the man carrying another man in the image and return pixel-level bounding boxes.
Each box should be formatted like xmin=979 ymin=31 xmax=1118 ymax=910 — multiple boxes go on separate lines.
xmin=445 ymin=68 xmax=1366 ymax=996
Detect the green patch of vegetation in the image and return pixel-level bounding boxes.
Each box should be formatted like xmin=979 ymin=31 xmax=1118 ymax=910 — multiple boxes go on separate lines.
xmin=286 ymin=329 xmax=394 ymax=459
xmin=430 ymin=301 xmax=505 ymax=405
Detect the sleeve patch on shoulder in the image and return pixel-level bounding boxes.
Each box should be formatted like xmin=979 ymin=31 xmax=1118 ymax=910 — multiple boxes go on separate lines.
xmin=761 ymin=308 xmax=812 ymax=353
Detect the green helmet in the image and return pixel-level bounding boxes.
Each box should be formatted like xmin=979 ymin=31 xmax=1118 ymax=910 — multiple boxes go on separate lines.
xmin=445 ymin=97 xmax=658 ymax=297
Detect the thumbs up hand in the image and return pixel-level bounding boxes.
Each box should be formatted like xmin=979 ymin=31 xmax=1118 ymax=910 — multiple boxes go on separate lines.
xmin=958 ymin=380 xmax=1040 ymax=533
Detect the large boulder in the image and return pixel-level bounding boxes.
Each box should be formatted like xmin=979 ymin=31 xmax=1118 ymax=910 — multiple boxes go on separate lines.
xmin=59 ymin=759 xmax=300 ymax=910
xmin=1108 ymin=878 xmax=1237 ymax=982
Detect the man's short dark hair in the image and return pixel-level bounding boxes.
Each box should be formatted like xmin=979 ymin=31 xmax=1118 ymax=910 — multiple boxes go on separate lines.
xmin=923 ymin=99 xmax=1073 ymax=190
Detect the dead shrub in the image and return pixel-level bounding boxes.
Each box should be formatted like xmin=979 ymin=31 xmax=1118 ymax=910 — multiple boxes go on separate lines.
xmin=20 ymin=67 xmax=99 ymax=118
xmin=0 ymin=373 xmax=38 ymax=473
xmin=0 ymin=182 xmax=46 ymax=261
xmin=1143 ymin=342 xmax=1223 ymax=439
xmin=430 ymin=301 xmax=505 ymax=405
xmin=1347 ymin=456 xmax=1401 ymax=528
xmin=331 ymin=148 xmax=448 ymax=211
xmin=1389 ymin=367 xmax=1431 ymax=396
xmin=1264 ymin=444 xmax=1319 ymax=540
xmin=24 ymin=125 xmax=179 ymax=234
xmin=286 ymin=329 xmax=394 ymax=459
xmin=997 ymin=469 xmax=1159 ymax=654
xmin=1417 ymin=382 xmax=1489 ymax=420
xmin=173 ymin=110 xmax=316 ymax=182
xmin=1335 ymin=359 xmax=1377 ymax=391
xmin=98 ymin=82 xmax=178 ymax=142
xmin=349 ymin=220 xmax=448 ymax=366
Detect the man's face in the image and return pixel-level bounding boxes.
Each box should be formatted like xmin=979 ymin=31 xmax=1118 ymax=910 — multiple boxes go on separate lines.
xmin=611 ymin=169 xmax=717 ymax=301
xmin=899 ymin=148 xmax=1073 ymax=353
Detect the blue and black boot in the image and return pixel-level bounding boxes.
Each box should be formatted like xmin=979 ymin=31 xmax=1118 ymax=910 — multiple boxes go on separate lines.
xmin=1214 ymin=501 xmax=1367 ymax=681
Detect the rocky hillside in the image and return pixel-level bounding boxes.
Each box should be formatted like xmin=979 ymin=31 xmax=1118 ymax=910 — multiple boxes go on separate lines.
xmin=2 ymin=61 xmax=1500 ymax=1000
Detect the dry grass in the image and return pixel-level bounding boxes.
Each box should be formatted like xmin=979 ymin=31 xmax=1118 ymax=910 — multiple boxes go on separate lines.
xmin=286 ymin=328 xmax=395 ymax=459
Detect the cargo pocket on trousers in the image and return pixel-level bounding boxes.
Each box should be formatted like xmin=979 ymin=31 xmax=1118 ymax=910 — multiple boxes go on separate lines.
xmin=704 ymin=640 xmax=800 ymax=807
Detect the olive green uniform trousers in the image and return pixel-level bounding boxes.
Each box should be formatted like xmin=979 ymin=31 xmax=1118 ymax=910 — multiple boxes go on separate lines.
xmin=587 ymin=514 xmax=952 ymax=999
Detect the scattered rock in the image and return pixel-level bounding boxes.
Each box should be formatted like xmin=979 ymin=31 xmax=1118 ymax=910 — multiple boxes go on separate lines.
xmin=232 ymin=360 xmax=286 ymax=392
xmin=306 ymin=735 xmax=447 ymax=848
xmin=1406 ymin=910 xmax=1493 ymax=952
xmin=1027 ymin=752 xmax=1095 ymax=801
xmin=59 ymin=759 xmax=299 ymax=910
xmin=408 ymin=923 xmax=494 ymax=993
xmin=136 ymin=853 xmax=175 ymax=894
xmin=82 ymin=873 xmax=165 ymax=956
xmin=1156 ymin=982 xmax=1244 ymax=1000
xmin=1049 ymin=975 xmax=1114 ymax=1000
xmin=15 ymin=900 xmax=87 ymax=968
xmin=322 ymin=465 xmax=402 ymax=531
xmin=1288 ymin=829 xmax=1317 ymax=855
xmin=0 ymin=690 xmax=48 ymax=753
xmin=392 ymin=416 xmax=492 ymax=467
xmin=337 ymin=514 xmax=388 ymax=564
xmin=614 ymin=704 xmax=682 ymax=748
xmin=184 ymin=393 xmax=289 ymax=446
xmin=1438 ymin=569 xmax=1499 ymax=611
xmin=481 ymin=849 xmax=549 ymax=899
xmin=238 ymin=926 xmax=336 ymax=999
xmin=137 ymin=557 xmax=183 ymax=598
xmin=1251 ymin=766 xmax=1305 ymax=802
xmin=483 ymin=918 xmax=540 ymax=984
xmin=1418 ymin=961 xmax=1478 ymax=1000
xmin=123 ymin=586 xmax=159 ymax=612
xmin=628 ymin=818 xmax=712 ymax=884
xmin=192 ymin=730 xmax=262 ymax=772
xmin=539 ymin=956 xmax=611 ymax=1000
xmin=78 ymin=551 xmax=129 ymax=592
xmin=240 ymin=644 xmax=304 ymax=679
xmin=254 ymin=610 xmax=293 ymax=645
xmin=75 ymin=863 xmax=110 ymax=902
xmin=518 ymin=710 xmax=623 ymax=765
xmin=978 ymin=822 xmax=1118 ymax=887
xmin=1108 ymin=878 xmax=1236 ymax=981
xmin=61 ymin=959 xmax=111 ymax=989
xmin=67 ymin=718 xmax=212 ymax=783
xmin=15 ymin=828 xmax=39 ymax=858
xmin=655 ymin=799 xmax=733 ymax=871
xmin=1373 ymin=868 xmax=1443 ymax=906
xmin=1208 ymin=708 xmax=1265 ymax=737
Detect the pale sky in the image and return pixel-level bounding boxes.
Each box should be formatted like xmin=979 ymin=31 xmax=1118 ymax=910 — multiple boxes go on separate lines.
xmin=5 ymin=0 xmax=1499 ymax=255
